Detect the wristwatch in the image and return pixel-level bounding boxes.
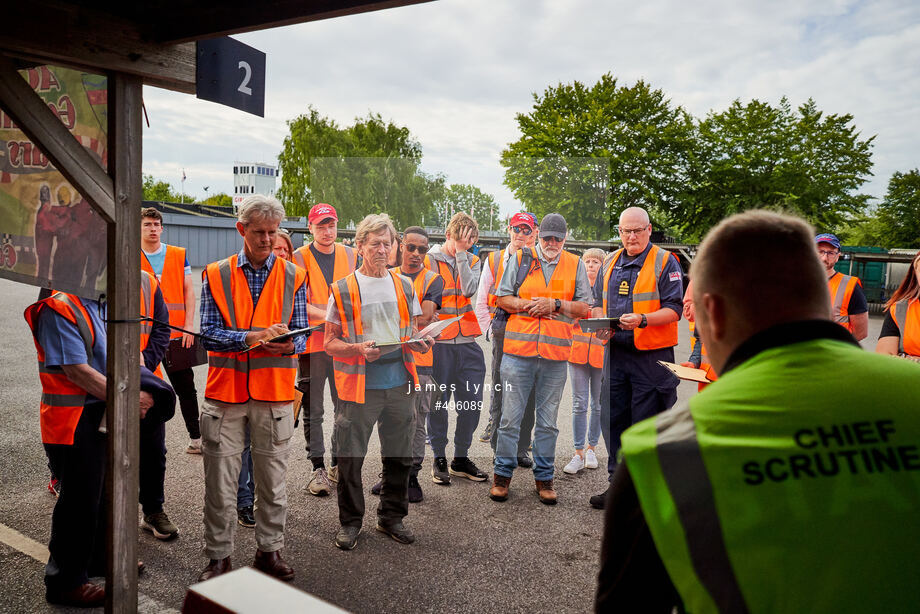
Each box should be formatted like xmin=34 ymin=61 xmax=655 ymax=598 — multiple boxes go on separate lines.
xmin=554 ymin=299 xmax=562 ymax=312
xmin=639 ymin=314 xmax=648 ymax=328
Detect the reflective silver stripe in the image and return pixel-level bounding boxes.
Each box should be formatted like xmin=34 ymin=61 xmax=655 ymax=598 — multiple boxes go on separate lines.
xmin=653 ymin=245 xmax=668 ymax=280
xmin=335 ymin=278 xmax=357 ymax=342
xmin=655 ymin=405 xmax=749 ymax=614
xmin=42 ymin=392 xmax=85 ymax=407
xmin=209 ymin=355 xmax=247 ymax=372
xmin=293 ymin=249 xmax=306 ymax=269
xmin=632 ymin=291 xmax=660 ymax=302
xmin=217 ymin=258 xmax=238 ymax=330
xmin=249 ymin=355 xmax=296 ymax=370
xmin=345 ymin=245 xmax=356 ymax=271
xmin=439 ymin=305 xmax=473 ymax=315
xmin=335 ymin=360 xmax=363 ymax=375
xmin=442 ymin=288 xmax=461 ymax=297
xmin=280 ymin=261 xmax=297 ymax=325
xmin=53 ymin=293 xmax=94 ymax=359
xmin=832 ymin=275 xmax=850 ymax=323
xmin=537 ymin=334 xmax=572 ymax=348
xmin=140 ymin=322 xmax=152 ymax=335
xmin=895 ymin=300 xmax=908 ymax=355
xmin=165 ymin=302 xmax=185 ymax=311
xmin=504 ymin=330 xmax=540 ymax=343
xmin=140 ymin=270 xmax=152 ymax=313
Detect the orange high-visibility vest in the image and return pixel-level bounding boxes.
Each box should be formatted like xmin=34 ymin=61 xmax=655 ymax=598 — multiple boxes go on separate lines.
xmin=486 ymin=249 xmax=509 ymax=313
xmin=891 ymin=298 xmax=920 ymax=356
xmin=140 ymin=271 xmax=164 ymax=378
xmin=394 ymin=266 xmax=441 ymax=369
xmin=504 ymin=248 xmax=581 ymax=361
xmin=203 ymin=255 xmax=307 ymax=404
xmin=688 ymin=321 xmax=717 ymax=392
xmin=423 ymin=253 xmax=481 ymax=339
xmin=603 ymin=245 xmax=679 ymax=350
xmin=828 ymin=272 xmax=862 ymax=333
xmin=142 ymin=245 xmax=188 ymax=340
xmin=292 ymin=242 xmax=355 ymax=353
xmin=330 ymin=270 xmax=419 ymax=404
xmin=24 ymin=292 xmax=96 ymax=445
xmin=570 ymin=321 xmax=606 ymax=368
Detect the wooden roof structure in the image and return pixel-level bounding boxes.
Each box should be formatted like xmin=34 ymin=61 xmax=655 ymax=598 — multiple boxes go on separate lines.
xmin=0 ymin=2 xmax=432 ymax=612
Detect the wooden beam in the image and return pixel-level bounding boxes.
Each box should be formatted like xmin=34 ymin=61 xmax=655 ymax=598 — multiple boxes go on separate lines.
xmin=105 ymin=72 xmax=143 ymax=614
xmin=0 ymin=53 xmax=116 ymax=222
xmin=148 ymin=0 xmax=434 ymax=44
xmin=0 ymin=3 xmax=196 ymax=94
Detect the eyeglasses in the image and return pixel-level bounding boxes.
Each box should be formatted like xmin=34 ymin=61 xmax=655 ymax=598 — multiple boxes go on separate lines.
xmin=617 ymin=226 xmax=648 ymax=236
xmin=512 ymin=225 xmax=533 ymax=236
xmin=541 ymin=236 xmax=563 ymax=244
xmin=405 ymin=244 xmax=429 ymax=254
xmin=817 ymin=250 xmax=839 ymax=257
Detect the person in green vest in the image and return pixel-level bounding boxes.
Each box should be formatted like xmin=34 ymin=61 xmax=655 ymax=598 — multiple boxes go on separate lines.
xmin=595 ymin=210 xmax=920 ymax=613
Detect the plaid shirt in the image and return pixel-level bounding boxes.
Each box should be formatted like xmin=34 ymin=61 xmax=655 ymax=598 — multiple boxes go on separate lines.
xmin=200 ymin=250 xmax=309 ymax=353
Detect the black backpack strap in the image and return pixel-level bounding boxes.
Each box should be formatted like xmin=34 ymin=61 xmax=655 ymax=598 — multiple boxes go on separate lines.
xmin=512 ymin=247 xmax=536 ymax=294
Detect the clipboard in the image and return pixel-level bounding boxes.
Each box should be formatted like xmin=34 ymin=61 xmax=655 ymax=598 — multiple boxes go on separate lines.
xmin=372 ymin=315 xmax=463 ymax=347
xmin=578 ymin=318 xmax=620 ymax=333
xmin=241 ymin=325 xmax=322 ymax=353
xmin=657 ymin=361 xmax=712 ymax=384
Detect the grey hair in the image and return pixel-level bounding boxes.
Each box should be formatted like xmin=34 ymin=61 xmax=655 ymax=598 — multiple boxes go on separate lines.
xmin=238 ymin=195 xmax=285 ymax=225
xmin=583 ymin=248 xmax=607 ymax=263
xmin=355 ymin=213 xmax=397 ymax=245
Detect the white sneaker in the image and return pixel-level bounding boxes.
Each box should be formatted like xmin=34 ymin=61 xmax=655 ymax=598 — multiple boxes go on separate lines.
xmin=563 ymin=454 xmax=585 ymax=474
xmin=307 ymin=467 xmax=332 ymax=496
xmin=585 ymin=449 xmax=598 ymax=469
xmin=186 ymin=438 xmax=202 ymax=454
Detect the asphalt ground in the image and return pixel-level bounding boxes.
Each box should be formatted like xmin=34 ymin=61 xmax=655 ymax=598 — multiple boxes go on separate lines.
xmin=0 ymin=273 xmax=885 ymax=613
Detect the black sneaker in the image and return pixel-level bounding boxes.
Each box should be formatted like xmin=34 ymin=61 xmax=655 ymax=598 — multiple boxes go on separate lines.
xmin=431 ymin=457 xmax=451 ymax=485
xmin=237 ymin=506 xmax=255 ymax=528
xmin=335 ymin=526 xmax=361 ymax=551
xmin=590 ymin=486 xmax=611 ymax=510
xmin=449 ymin=457 xmax=488 ymax=482
xmin=517 ymin=453 xmax=534 ymax=469
xmin=376 ymin=520 xmax=415 ymax=544
xmin=408 ymin=475 xmax=423 ymax=503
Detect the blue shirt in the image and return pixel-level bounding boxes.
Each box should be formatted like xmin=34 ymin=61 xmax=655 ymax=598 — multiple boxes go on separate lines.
xmin=597 ymin=243 xmax=684 ymax=348
xmin=142 ymin=243 xmax=192 ymax=279
xmin=200 ymin=250 xmax=309 ymax=353
xmin=36 ymin=298 xmax=107 ymax=404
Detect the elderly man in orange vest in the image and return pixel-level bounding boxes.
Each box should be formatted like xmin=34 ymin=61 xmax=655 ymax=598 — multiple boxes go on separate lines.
xmin=292 ymin=203 xmax=356 ymax=496
xmin=490 ymin=213 xmax=593 ymax=504
xmin=324 ymin=213 xmax=433 ymax=551
xmin=196 ymin=195 xmax=309 ymax=583
xmin=816 ymin=233 xmax=868 ymax=341
xmin=590 ymin=206 xmax=684 ymax=510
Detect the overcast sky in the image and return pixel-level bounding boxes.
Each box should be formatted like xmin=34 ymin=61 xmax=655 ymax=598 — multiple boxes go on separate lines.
xmin=141 ymin=0 xmax=920 ymax=220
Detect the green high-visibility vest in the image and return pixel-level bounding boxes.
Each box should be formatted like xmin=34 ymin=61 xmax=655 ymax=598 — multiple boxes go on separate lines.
xmin=622 ymin=337 xmax=920 ymax=613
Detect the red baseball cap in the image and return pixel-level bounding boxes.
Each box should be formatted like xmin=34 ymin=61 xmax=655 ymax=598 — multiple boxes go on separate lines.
xmin=308 ymin=203 xmax=338 ymax=224
xmin=509 ymin=212 xmax=535 ymax=228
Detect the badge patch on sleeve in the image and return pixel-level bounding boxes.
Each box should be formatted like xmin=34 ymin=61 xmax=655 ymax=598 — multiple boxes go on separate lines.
xmin=669 ymin=272 xmax=681 ymax=282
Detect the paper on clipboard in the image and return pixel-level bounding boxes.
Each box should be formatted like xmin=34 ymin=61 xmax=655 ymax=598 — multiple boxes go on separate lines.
xmin=578 ymin=318 xmax=620 ymax=333
xmin=372 ymin=316 xmax=463 ymax=348
xmin=241 ymin=325 xmax=323 ymax=353
xmin=657 ymin=361 xmax=712 ymax=384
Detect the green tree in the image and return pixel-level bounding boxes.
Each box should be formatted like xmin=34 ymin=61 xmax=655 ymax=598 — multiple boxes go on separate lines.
xmin=501 ymin=74 xmax=695 ymax=239
xmin=142 ymin=174 xmax=179 ymax=202
xmin=874 ymin=169 xmax=920 ymax=249
xmin=679 ymin=98 xmax=874 ymax=240
xmin=204 ymin=193 xmax=233 ymax=208
xmin=277 ymin=106 xmax=443 ymax=229
xmin=438 ymin=183 xmax=502 ymax=231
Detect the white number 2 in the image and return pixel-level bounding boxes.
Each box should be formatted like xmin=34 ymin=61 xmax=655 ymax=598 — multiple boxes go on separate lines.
xmin=238 ymin=61 xmax=252 ymax=96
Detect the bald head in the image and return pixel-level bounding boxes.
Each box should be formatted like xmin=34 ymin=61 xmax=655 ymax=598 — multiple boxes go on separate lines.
xmin=691 ymin=210 xmax=831 ymax=373
xmin=618 ymin=207 xmax=652 ymax=256
xmin=619 ymin=207 xmax=650 ymax=227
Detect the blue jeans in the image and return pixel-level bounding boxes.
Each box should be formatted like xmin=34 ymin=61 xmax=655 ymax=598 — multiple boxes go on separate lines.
xmin=569 ymin=362 xmax=603 ymax=449
xmin=237 ymin=426 xmax=254 ymax=508
xmin=494 ymin=354 xmax=567 ymax=481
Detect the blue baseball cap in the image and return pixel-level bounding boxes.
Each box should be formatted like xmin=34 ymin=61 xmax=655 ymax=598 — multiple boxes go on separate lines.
xmin=525 ymin=212 xmax=538 ymax=226
xmin=815 ymin=233 xmax=841 ymax=250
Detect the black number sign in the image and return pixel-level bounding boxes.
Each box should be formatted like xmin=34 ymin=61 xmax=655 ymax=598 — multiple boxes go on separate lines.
xmin=196 ymin=37 xmax=265 ymax=117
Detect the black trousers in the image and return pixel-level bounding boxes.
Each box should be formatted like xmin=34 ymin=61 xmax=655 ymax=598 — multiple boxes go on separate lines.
xmin=335 ymin=386 xmax=414 ymax=528
xmin=44 ymin=403 xmax=106 ymax=593
xmin=139 ymin=415 xmax=166 ymax=516
xmin=166 ymin=366 xmax=200 ymax=439
xmin=298 ymin=352 xmax=340 ymax=467
xmin=489 ymin=329 xmax=536 ymax=455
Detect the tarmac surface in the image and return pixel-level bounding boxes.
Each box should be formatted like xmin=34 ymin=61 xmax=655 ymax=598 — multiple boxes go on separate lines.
xmin=0 ymin=273 xmax=885 ymax=613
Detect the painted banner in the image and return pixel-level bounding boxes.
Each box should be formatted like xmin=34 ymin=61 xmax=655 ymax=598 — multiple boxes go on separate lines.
xmin=0 ymin=65 xmax=108 ymax=297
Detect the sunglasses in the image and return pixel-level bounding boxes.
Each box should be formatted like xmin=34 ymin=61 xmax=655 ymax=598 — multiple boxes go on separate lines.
xmin=512 ymin=225 xmax=533 ymax=236
xmin=405 ymin=244 xmax=429 ymax=254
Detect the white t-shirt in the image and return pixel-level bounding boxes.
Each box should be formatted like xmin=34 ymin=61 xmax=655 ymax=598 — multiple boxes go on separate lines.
xmin=326 ymin=271 xmax=422 ymax=389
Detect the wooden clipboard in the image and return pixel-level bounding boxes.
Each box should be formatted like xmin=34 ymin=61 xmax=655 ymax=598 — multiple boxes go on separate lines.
xmin=657 ymin=361 xmax=712 ymax=384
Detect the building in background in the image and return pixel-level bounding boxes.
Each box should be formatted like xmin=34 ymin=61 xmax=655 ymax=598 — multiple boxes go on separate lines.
xmin=232 ymin=161 xmax=277 ymax=209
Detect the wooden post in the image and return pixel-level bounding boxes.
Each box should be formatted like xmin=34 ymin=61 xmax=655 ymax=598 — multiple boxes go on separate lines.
xmin=106 ymin=72 xmax=143 ymax=614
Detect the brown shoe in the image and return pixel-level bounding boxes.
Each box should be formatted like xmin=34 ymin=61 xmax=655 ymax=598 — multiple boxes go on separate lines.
xmin=489 ymin=474 xmax=511 ymax=501
xmin=197 ymin=557 xmax=231 ymax=582
xmin=535 ymin=479 xmax=557 ymax=505
xmin=46 ymin=582 xmax=105 ymax=607
xmin=253 ymin=549 xmax=295 ymax=582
